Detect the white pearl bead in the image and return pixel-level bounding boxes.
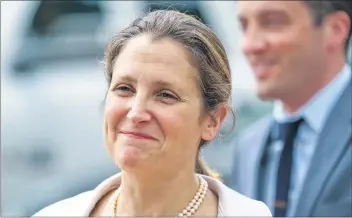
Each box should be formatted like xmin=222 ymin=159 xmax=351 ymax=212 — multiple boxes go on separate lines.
xmin=172 ymin=175 xmax=208 ymax=217
xmin=114 ymin=176 xmax=209 ymax=217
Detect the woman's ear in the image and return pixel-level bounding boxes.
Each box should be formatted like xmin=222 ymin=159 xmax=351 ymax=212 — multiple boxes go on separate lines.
xmin=201 ymin=104 xmax=228 ymax=141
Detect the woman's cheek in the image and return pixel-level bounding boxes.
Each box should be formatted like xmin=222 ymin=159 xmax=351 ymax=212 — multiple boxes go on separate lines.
xmin=104 ymin=98 xmax=127 ymax=143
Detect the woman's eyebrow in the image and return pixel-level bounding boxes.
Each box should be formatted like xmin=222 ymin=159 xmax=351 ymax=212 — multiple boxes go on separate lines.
xmin=151 ymin=79 xmax=174 ymax=88
xmin=116 ymin=75 xmax=137 ymax=83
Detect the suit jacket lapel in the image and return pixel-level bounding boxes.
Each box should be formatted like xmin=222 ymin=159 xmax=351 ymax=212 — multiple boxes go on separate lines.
xmin=250 ymin=117 xmax=274 ymax=199
xmin=256 ymin=119 xmax=276 ymax=201
xmin=235 ymin=117 xmax=272 ymax=199
xmin=295 ymin=80 xmax=352 ymax=216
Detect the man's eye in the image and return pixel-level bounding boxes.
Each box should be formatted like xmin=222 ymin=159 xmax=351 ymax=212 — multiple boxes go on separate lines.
xmin=265 ymin=19 xmax=284 ymax=25
xmin=261 ymin=15 xmax=289 ymax=28
xmin=239 ymin=20 xmax=248 ymax=32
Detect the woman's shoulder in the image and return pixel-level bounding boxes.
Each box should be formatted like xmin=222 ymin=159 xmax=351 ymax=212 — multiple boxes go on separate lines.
xmin=32 ymin=173 xmax=121 ymax=216
xmin=32 ymin=191 xmax=94 ymax=216
xmin=220 ymin=188 xmax=272 ymax=216
xmin=202 ymin=175 xmax=272 ymax=216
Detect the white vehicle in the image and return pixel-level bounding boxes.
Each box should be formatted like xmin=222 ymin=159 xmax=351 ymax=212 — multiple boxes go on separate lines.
xmin=1 ymin=1 xmax=271 ymax=216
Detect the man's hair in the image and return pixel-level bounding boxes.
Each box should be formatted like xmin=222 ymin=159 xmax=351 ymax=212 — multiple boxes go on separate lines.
xmin=303 ymin=0 xmax=352 ymax=53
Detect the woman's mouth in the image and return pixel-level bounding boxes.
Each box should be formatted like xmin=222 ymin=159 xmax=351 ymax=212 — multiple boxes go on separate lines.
xmin=120 ymin=131 xmax=156 ymax=140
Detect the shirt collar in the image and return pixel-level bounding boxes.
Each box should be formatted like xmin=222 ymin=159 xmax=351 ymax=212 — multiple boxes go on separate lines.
xmin=273 ymin=63 xmax=351 ymax=133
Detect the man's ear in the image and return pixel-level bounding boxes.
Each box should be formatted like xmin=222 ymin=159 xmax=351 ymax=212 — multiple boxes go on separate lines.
xmin=323 ymin=11 xmax=350 ymax=52
xmin=201 ymin=104 xmax=228 ymax=141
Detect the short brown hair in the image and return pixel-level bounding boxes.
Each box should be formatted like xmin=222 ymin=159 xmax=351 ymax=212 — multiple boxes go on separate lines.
xmin=303 ymin=0 xmax=352 ymax=53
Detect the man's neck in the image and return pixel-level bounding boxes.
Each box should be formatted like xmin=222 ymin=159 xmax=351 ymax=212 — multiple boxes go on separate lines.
xmin=116 ymin=169 xmax=199 ymax=217
xmin=283 ymin=59 xmax=346 ymax=114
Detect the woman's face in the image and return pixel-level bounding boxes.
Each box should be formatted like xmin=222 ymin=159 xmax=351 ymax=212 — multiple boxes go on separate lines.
xmin=104 ymin=35 xmax=224 ymax=174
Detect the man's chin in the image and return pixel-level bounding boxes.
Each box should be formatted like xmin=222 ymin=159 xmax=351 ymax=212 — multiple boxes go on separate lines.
xmin=256 ymin=87 xmax=278 ymax=102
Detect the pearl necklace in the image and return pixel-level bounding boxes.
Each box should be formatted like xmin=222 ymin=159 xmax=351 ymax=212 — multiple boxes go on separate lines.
xmin=111 ymin=175 xmax=208 ymax=217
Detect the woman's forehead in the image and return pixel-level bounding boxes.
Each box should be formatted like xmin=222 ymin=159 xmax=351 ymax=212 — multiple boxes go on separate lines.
xmin=121 ymin=36 xmax=192 ymax=63
xmin=112 ymin=36 xmax=198 ymax=83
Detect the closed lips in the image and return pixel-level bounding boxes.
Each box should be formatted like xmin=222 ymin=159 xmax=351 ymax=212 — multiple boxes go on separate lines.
xmin=120 ymin=131 xmax=156 ymax=140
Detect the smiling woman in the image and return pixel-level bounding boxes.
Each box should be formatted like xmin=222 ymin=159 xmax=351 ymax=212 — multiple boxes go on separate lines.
xmin=32 ymin=10 xmax=272 ymax=217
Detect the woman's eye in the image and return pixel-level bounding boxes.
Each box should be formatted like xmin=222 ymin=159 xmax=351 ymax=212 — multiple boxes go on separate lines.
xmin=158 ymin=92 xmax=177 ymax=99
xmin=114 ymin=85 xmax=134 ymax=96
xmin=157 ymin=91 xmax=179 ymax=104
xmin=116 ymin=85 xmax=133 ymax=92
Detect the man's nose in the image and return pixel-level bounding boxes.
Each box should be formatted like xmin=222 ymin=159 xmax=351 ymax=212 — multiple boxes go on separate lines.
xmin=241 ymin=26 xmax=268 ymax=55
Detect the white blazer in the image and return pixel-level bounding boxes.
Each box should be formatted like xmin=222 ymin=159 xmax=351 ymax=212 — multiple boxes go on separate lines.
xmin=33 ymin=173 xmax=272 ymax=216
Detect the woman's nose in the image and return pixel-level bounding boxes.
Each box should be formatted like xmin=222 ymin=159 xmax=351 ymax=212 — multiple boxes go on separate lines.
xmin=126 ymin=96 xmax=152 ymax=124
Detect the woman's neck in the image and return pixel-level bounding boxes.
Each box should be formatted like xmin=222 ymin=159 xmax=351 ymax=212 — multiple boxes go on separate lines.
xmin=116 ymin=170 xmax=200 ymax=217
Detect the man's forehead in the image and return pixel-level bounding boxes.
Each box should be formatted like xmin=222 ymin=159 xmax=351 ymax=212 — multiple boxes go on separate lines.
xmin=237 ymin=1 xmax=303 ymax=16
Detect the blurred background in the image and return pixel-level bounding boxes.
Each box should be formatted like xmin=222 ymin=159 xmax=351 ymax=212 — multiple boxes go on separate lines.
xmin=1 ymin=1 xmax=350 ymax=216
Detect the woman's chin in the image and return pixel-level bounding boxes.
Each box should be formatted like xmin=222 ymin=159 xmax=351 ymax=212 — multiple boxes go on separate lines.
xmin=118 ymin=146 xmax=144 ymax=170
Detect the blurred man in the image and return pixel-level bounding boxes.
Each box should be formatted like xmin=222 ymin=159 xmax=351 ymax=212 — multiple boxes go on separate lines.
xmin=231 ymin=1 xmax=351 ymax=217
